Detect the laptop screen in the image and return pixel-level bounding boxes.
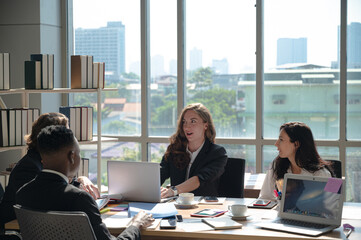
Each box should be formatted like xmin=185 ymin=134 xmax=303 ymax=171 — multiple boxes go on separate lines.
xmin=281 ymin=174 xmax=344 ymax=225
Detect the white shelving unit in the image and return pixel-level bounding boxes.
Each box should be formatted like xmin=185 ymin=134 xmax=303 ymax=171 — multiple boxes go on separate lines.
xmin=0 ymin=87 xmax=117 ymax=190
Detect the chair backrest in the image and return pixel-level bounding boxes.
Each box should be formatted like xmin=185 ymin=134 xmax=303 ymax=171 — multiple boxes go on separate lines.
xmin=13 ymin=204 xmax=97 ymax=240
xmin=325 ymin=159 xmax=342 ymax=178
xmin=218 ymin=158 xmax=245 ymax=198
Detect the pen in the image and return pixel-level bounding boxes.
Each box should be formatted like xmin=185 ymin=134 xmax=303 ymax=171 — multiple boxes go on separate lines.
xmin=100 ymin=208 xmax=110 ymax=214
xmin=345 ymin=228 xmax=352 ymax=238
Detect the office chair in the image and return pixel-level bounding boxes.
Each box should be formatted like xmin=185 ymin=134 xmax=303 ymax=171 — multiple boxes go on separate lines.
xmin=325 ymin=159 xmax=342 ymax=178
xmin=218 ymin=158 xmax=246 ymax=198
xmin=13 ymin=205 xmax=96 ymax=240
xmin=0 ymin=184 xmax=22 ymax=240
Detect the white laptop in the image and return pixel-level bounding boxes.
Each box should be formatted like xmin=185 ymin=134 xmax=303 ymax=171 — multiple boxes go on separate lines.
xmin=107 ymin=161 xmax=162 ymax=203
xmin=257 ymin=173 xmax=345 ymax=236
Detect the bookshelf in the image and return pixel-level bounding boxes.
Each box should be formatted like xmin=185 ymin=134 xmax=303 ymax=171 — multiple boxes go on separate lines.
xmin=0 ymin=87 xmax=117 ymax=190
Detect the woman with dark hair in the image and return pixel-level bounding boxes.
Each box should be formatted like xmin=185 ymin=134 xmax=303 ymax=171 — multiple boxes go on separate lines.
xmin=160 ymin=103 xmax=227 ymax=198
xmin=259 ymin=121 xmax=331 ymax=200
xmin=0 ymin=112 xmax=99 ymax=226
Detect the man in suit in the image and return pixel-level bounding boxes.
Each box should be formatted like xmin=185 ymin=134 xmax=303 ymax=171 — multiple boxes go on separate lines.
xmin=16 ymin=125 xmax=154 ymax=240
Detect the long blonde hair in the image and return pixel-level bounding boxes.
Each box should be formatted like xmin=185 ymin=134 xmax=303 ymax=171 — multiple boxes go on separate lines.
xmin=164 ymin=103 xmax=216 ymax=169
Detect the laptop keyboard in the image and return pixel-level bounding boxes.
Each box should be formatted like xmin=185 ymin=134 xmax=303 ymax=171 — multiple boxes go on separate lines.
xmin=274 ymin=219 xmax=330 ymax=229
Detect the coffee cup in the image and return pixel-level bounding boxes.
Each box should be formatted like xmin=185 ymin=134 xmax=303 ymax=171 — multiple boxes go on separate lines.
xmin=228 ymin=204 xmax=248 ymax=217
xmin=177 ymin=193 xmax=194 ymax=204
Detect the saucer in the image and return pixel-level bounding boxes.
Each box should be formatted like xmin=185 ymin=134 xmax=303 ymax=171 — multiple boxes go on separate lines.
xmin=174 ymin=200 xmax=198 ymax=209
xmin=226 ymin=212 xmax=250 ymax=220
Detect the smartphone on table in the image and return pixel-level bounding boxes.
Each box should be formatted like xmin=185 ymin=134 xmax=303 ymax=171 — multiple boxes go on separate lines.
xmin=204 ymin=196 xmax=218 ymax=202
xmin=160 ymin=216 xmax=177 ymax=229
xmin=253 ymin=199 xmax=271 ymax=206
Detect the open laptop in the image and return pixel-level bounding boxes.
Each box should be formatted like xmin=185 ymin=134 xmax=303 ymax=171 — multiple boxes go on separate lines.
xmin=107 ymin=161 xmax=162 ymax=203
xmin=257 ymin=173 xmax=345 ymax=236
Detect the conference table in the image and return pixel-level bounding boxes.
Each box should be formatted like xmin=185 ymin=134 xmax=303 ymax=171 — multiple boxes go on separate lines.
xmin=103 ymin=198 xmax=361 ymax=240
xmin=5 ymin=198 xmax=360 ymax=239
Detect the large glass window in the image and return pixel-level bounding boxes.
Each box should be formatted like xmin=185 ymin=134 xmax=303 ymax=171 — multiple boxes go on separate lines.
xmin=149 ymin=0 xmax=177 ymax=137
xmin=347 ymin=0 xmax=361 ymax=140
xmin=264 ymin=0 xmax=340 ymax=139
xmin=73 ymin=0 xmax=141 ymax=137
xmin=185 ymin=0 xmax=256 ymax=138
xmin=70 ymin=1 xmax=361 ymax=202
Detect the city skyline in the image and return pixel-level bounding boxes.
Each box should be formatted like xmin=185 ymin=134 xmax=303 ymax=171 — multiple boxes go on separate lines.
xmin=73 ymin=0 xmax=361 ymax=74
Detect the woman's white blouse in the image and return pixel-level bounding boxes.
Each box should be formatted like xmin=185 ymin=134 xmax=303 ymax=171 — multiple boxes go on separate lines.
xmin=259 ymin=167 xmax=331 ymax=200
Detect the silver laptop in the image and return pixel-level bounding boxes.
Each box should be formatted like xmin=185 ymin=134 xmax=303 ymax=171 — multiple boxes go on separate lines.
xmin=107 ymin=161 xmax=161 ymax=202
xmin=257 ymin=173 xmax=345 ymax=236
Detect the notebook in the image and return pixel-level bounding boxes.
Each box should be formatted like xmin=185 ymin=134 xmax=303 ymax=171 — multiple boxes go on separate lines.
xmin=107 ymin=161 xmax=161 ymax=202
xmin=202 ymin=217 xmax=242 ymax=230
xmin=256 ymin=173 xmax=345 ymax=236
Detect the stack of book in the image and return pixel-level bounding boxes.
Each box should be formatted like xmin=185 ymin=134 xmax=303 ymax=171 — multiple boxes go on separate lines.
xmin=59 ymin=106 xmax=93 ymax=141
xmin=0 ymin=108 xmax=40 ymax=147
xmin=24 ymin=54 xmax=54 ymax=89
xmin=0 ymin=53 xmax=10 ymax=90
xmin=71 ymin=55 xmax=105 ymax=89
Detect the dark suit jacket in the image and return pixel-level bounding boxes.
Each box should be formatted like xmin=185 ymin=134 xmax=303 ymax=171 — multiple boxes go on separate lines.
xmin=160 ymin=139 xmax=227 ymax=196
xmin=0 ymin=149 xmax=42 ymax=225
xmin=16 ymin=171 xmax=140 ymax=240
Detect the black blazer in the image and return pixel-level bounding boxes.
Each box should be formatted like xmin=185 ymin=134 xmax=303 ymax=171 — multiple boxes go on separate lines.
xmin=16 ymin=172 xmax=140 ymax=240
xmin=160 ymin=139 xmax=227 ymax=196
xmin=0 ymin=149 xmax=42 ymax=225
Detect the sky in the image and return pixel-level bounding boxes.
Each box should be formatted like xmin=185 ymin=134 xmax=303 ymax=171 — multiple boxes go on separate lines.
xmin=73 ymin=0 xmax=361 ymax=74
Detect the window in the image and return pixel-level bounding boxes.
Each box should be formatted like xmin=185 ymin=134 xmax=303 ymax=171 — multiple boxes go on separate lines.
xmin=70 ymin=0 xmax=361 ymax=202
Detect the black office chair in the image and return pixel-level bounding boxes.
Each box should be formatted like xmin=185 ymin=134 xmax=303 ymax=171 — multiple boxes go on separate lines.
xmin=218 ymin=158 xmax=246 ymax=198
xmin=325 ymin=159 xmax=342 ymax=178
xmin=13 ymin=205 xmax=96 ymax=240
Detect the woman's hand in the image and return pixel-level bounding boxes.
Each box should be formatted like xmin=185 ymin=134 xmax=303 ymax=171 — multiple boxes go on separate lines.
xmin=77 ymin=176 xmax=100 ymax=199
xmin=160 ymin=186 xmax=174 ymax=198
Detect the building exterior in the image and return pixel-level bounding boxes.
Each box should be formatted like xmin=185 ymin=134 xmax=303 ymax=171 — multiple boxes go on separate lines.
xmin=212 ymin=58 xmax=229 ymax=74
xmin=338 ymin=22 xmax=361 ymax=69
xmin=75 ymin=21 xmax=125 ymax=83
xmin=277 ymin=38 xmax=307 ymax=66
xmin=189 ymin=47 xmax=203 ymax=70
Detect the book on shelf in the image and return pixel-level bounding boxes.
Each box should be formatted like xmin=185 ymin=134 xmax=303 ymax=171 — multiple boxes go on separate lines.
xmin=15 ymin=109 xmax=22 ymax=146
xmin=59 ymin=106 xmax=76 ymax=137
xmin=30 ymin=54 xmax=49 ymax=89
xmin=87 ymin=56 xmax=93 ymax=89
xmin=25 ymin=60 xmax=41 ymax=89
xmin=21 ymin=109 xmax=27 ymax=145
xmin=0 ymin=108 xmax=39 ymax=147
xmin=59 ymin=106 xmax=93 ymax=141
xmin=81 ymin=107 xmax=87 ymax=141
xmin=201 ymin=217 xmax=243 ymax=230
xmin=99 ymin=62 xmax=105 ymax=88
xmin=87 ymin=107 xmax=93 ymax=141
xmin=0 ymin=109 xmax=8 ymax=147
xmin=8 ymin=109 xmax=15 ymax=146
xmin=71 ymin=55 xmax=88 ymax=89
xmin=92 ymin=62 xmax=99 ymax=88
xmin=48 ymin=54 xmax=54 ymax=89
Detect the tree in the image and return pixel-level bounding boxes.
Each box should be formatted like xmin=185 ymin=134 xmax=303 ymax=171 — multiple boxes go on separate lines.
xmin=188 ymin=67 xmax=213 ymax=89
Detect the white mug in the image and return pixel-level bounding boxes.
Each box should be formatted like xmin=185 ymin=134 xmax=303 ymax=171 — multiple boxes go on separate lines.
xmin=177 ymin=193 xmax=194 ymax=204
xmin=228 ymin=204 xmax=248 ymax=217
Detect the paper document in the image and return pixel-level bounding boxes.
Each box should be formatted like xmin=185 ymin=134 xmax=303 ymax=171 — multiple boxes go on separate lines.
xmin=128 ymin=202 xmax=178 ymax=218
